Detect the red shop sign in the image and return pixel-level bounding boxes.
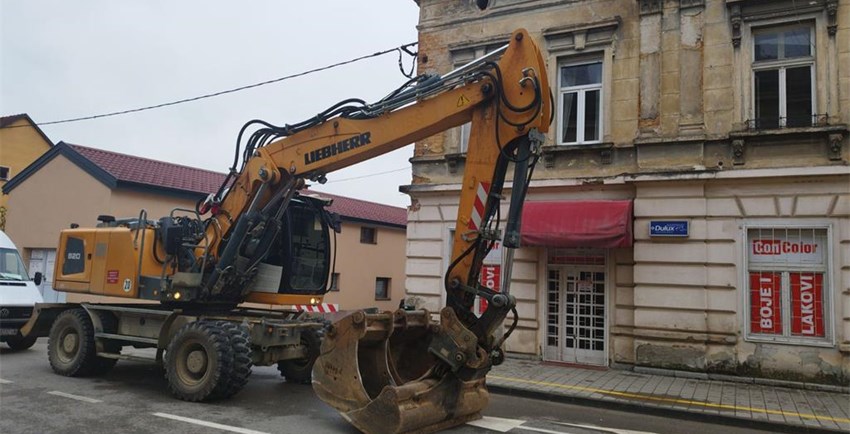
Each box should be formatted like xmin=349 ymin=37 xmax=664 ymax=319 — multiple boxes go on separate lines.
xmin=750 ymin=272 xmax=782 ymax=335
xmin=478 ymin=265 xmax=501 ymax=314
xmin=790 ymin=273 xmax=825 ymax=337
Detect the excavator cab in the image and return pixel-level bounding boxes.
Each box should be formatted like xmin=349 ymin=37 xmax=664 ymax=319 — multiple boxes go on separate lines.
xmin=244 ymin=195 xmax=339 ymax=300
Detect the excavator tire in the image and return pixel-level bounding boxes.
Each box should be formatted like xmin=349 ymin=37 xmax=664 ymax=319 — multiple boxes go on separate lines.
xmin=165 ymin=320 xmax=234 ymax=401
xmin=5 ymin=333 xmax=37 ymax=351
xmin=277 ymin=328 xmax=321 ymax=384
xmin=89 ymin=311 xmax=120 ymax=375
xmin=48 ymin=308 xmax=101 ymax=377
xmin=212 ymin=321 xmax=253 ymax=399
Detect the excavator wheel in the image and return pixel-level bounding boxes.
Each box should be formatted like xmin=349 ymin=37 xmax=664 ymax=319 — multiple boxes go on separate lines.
xmin=165 ymin=320 xmax=234 ymax=401
xmin=213 ymin=321 xmax=253 ymax=399
xmin=48 ymin=308 xmax=104 ymax=377
xmin=277 ymin=328 xmax=321 ymax=384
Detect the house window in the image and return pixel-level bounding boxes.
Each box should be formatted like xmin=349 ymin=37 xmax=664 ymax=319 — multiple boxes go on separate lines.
xmin=558 ymin=58 xmax=603 ymax=145
xmin=329 ymin=273 xmax=340 ymax=291
xmin=360 ymin=227 xmax=376 ymax=244
xmin=375 ymin=277 xmax=390 ymax=300
xmin=752 ymin=24 xmax=814 ymax=129
xmin=745 ymin=227 xmax=831 ymax=345
xmin=0 ymin=166 xmax=9 ymax=181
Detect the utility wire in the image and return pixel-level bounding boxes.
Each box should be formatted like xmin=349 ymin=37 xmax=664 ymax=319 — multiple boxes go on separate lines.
xmin=2 ymin=42 xmax=417 ymax=128
xmin=324 ymin=167 xmax=409 ymax=183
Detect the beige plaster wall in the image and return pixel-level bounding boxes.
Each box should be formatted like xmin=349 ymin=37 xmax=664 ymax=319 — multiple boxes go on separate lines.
xmin=5 ymin=155 xmax=111 ymax=249
xmin=322 ymin=220 xmax=407 ymax=311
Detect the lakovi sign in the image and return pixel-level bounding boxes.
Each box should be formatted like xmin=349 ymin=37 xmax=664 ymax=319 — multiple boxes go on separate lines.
xmin=790 ymin=273 xmax=824 ymax=337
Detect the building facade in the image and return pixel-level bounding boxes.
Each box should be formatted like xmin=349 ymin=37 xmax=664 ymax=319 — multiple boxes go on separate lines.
xmin=0 ymin=114 xmax=54 ymax=230
xmin=3 ymin=142 xmax=407 ymax=311
xmin=404 ymin=0 xmax=849 ymax=384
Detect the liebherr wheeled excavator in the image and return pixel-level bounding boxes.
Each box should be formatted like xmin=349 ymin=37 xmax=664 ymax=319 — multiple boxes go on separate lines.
xmin=19 ymin=27 xmax=550 ymax=434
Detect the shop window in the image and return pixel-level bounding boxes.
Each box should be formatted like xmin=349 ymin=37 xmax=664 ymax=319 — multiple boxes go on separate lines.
xmin=375 ymin=277 xmax=390 ymax=300
xmin=360 ymin=227 xmax=377 ymax=244
xmin=329 ymin=273 xmax=340 ymax=291
xmin=558 ymin=58 xmax=603 ymax=145
xmin=751 ymin=24 xmax=815 ymax=129
xmin=745 ymin=227 xmax=831 ymax=345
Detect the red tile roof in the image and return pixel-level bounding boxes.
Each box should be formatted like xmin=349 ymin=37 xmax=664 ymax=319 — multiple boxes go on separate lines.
xmin=65 ymin=144 xmax=407 ymax=227
xmin=306 ymin=190 xmax=408 ymax=228
xmin=68 ymin=143 xmax=226 ymax=195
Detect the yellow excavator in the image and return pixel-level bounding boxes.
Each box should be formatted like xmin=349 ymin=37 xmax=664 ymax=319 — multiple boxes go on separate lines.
xmin=21 ymin=27 xmax=550 ymax=434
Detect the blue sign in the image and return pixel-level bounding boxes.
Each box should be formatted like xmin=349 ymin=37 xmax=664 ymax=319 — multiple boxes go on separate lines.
xmin=649 ymin=221 xmax=689 ymax=237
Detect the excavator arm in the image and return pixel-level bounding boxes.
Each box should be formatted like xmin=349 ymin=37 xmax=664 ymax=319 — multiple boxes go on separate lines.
xmin=186 ymin=28 xmax=549 ymax=433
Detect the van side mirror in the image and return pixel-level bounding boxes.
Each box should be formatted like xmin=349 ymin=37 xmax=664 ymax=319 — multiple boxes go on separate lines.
xmin=33 ymin=272 xmax=43 ymax=286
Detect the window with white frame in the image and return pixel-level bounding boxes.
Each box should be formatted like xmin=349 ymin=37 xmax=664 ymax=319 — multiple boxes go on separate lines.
xmin=0 ymin=166 xmax=9 ymax=181
xmin=752 ymin=24 xmax=815 ymax=129
xmin=745 ymin=227 xmax=831 ymax=345
xmin=558 ymin=58 xmax=603 ymax=145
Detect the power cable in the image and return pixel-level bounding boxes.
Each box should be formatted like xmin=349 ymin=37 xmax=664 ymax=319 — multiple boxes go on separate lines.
xmin=323 ymin=167 xmax=409 ymax=183
xmin=1 ymin=42 xmax=417 ymax=128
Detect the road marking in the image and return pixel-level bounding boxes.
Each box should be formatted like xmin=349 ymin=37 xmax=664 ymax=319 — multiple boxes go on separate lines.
xmin=47 ymin=391 xmax=103 ymax=403
xmin=554 ymin=421 xmax=657 ymax=434
xmin=152 ymin=412 xmax=270 ymax=434
xmin=467 ymin=416 xmax=526 ymax=432
xmin=516 ymin=426 xmax=572 ymax=434
xmin=0 ymin=378 xmax=13 ymax=384
xmin=489 ymin=375 xmax=850 ymax=424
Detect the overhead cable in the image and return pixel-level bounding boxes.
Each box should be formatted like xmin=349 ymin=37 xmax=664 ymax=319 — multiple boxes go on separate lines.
xmin=1 ymin=42 xmax=417 ymax=128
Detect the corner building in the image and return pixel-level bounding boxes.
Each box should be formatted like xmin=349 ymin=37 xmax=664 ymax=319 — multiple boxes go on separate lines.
xmin=403 ymin=0 xmax=850 ymax=385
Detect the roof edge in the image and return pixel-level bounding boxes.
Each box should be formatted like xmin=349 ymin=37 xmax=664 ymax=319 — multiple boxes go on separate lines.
xmin=2 ymin=142 xmax=117 ymax=194
xmin=0 ymin=114 xmax=55 ymax=147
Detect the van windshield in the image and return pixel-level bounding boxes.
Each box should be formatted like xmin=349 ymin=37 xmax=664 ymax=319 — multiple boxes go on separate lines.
xmin=0 ymin=248 xmax=30 ymax=281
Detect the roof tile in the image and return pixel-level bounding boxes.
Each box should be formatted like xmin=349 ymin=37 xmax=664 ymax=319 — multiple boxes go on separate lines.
xmin=66 ymin=144 xmax=406 ymax=227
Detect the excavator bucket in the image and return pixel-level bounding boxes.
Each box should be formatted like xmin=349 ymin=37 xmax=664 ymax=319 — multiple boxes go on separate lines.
xmin=312 ymin=309 xmax=489 ymax=434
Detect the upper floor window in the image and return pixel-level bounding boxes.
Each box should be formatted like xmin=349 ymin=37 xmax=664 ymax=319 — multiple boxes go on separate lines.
xmin=360 ymin=226 xmax=377 ymax=244
xmin=752 ymin=24 xmax=815 ymax=129
xmin=0 ymin=166 xmax=9 ymax=181
xmin=558 ymin=59 xmax=603 ymax=145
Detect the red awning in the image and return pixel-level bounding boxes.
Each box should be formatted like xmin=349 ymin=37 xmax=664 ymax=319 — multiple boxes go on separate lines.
xmin=521 ymin=200 xmax=633 ymax=248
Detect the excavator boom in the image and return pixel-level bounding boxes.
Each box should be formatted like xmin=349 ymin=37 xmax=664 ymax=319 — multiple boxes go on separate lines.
xmin=306 ymin=29 xmax=551 ymax=433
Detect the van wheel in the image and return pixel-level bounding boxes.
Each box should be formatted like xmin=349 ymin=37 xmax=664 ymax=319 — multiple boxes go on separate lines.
xmin=277 ymin=328 xmax=321 ymax=384
xmin=6 ymin=333 xmax=37 ymax=351
xmin=48 ymin=309 xmax=99 ymax=376
xmin=165 ymin=320 xmax=233 ymax=401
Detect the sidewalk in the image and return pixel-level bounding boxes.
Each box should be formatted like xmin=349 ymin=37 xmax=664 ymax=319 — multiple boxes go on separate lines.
xmin=488 ymin=358 xmax=850 ymax=433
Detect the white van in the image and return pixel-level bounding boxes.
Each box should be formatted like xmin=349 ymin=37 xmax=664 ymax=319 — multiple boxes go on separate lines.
xmin=0 ymin=230 xmax=43 ymax=350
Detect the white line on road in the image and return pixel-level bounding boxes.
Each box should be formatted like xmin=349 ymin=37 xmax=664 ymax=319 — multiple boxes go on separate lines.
xmin=516 ymin=425 xmax=574 ymax=434
xmin=47 ymin=391 xmax=103 ymax=403
xmin=0 ymin=378 xmax=13 ymax=384
xmin=152 ymin=412 xmax=270 ymax=434
xmin=553 ymin=421 xmax=658 ymax=434
xmin=467 ymin=416 xmax=527 ymax=432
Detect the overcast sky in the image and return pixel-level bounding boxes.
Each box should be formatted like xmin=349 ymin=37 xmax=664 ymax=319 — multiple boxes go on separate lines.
xmin=1 ymin=1 xmax=420 ymax=207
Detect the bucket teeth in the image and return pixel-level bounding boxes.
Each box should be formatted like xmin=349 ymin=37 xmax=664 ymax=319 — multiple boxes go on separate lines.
xmin=312 ymin=309 xmax=490 ymax=434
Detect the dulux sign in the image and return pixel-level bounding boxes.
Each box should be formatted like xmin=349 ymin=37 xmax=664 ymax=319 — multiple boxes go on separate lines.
xmin=649 ymin=220 xmax=689 ymax=237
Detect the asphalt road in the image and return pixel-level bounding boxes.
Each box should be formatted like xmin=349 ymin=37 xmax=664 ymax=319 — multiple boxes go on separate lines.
xmin=1 ymin=340 xmax=776 ymax=434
